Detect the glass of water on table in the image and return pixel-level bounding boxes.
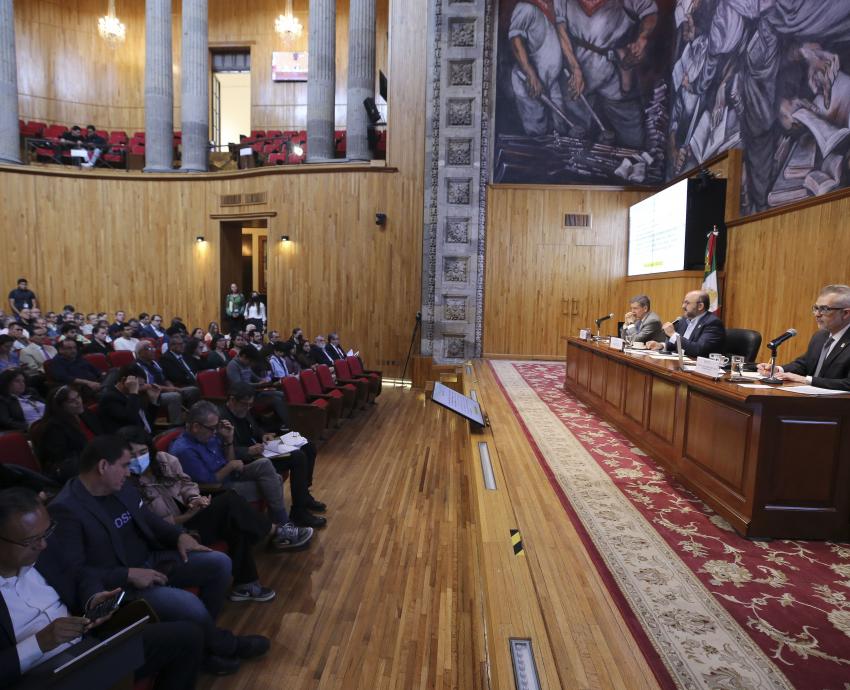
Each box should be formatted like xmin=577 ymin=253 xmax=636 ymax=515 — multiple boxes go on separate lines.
xmin=730 ymin=355 xmax=745 ymax=378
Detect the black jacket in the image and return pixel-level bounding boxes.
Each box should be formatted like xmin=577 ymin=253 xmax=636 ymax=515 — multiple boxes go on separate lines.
xmin=159 ymin=351 xmax=198 ymax=387
xmin=32 ymin=411 xmax=103 ymax=481
xmin=98 ymin=386 xmax=152 ymax=433
xmin=0 ymin=395 xmax=26 ymax=431
xmin=312 ymin=345 xmax=335 ymax=366
xmin=783 ymin=327 xmax=850 ymax=391
xmin=663 ymin=312 xmax=726 ymax=358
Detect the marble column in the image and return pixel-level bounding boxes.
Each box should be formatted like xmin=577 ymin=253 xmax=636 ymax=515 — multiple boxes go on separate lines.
xmin=180 ymin=0 xmax=208 ymax=172
xmin=0 ymin=0 xmax=21 ymax=164
xmin=307 ymin=0 xmax=336 ymax=161
xmin=144 ymin=0 xmax=174 ymax=172
xmin=345 ymin=0 xmax=376 ymax=161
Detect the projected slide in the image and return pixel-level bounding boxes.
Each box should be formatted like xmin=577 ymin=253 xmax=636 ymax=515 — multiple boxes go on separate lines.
xmin=628 ymin=179 xmax=688 ymax=276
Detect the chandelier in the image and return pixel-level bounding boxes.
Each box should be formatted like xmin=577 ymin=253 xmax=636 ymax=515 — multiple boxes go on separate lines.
xmin=98 ymin=0 xmax=126 ymax=46
xmin=275 ymin=0 xmax=303 ymax=47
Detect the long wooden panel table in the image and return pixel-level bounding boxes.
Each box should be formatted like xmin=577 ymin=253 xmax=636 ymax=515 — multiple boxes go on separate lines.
xmin=564 ymin=337 xmax=850 ymax=540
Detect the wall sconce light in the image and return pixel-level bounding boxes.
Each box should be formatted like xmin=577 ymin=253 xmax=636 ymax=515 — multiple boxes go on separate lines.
xmin=375 ymin=213 xmax=387 ymax=226
xmin=280 ymin=235 xmax=290 ymax=242
xmin=196 ymin=235 xmax=205 ymax=243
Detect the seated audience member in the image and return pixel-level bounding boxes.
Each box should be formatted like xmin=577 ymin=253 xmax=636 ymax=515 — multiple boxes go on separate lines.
xmin=311 ymin=334 xmax=336 ymax=367
xmin=281 ymin=341 xmax=302 ymax=376
xmin=0 ymin=368 xmax=45 ymax=431
xmin=206 ymin=334 xmax=230 ymax=369
xmin=6 ymin=322 xmax=27 ymax=351
xmin=50 ymin=339 xmax=102 ymax=393
xmin=16 ymin=308 xmax=35 ymax=332
xmin=289 ymin=328 xmax=304 ymax=347
xmin=757 ymin=284 xmax=850 ymax=391
xmin=325 ymin=332 xmax=348 ymax=361
xmin=128 ymin=318 xmax=143 ymax=338
xmin=622 ymin=294 xmax=664 ymax=344
xmin=99 ymin=366 xmax=159 ymax=433
xmin=645 ymin=291 xmax=726 ymax=357
xmin=0 ymin=335 xmax=20 ymax=372
xmin=169 ymin=401 xmax=313 ymax=550
xmin=18 ymin=326 xmax=56 ymax=376
xmin=113 ymin=324 xmax=140 ymax=352
xmin=226 ymin=346 xmax=290 ymax=429
xmin=142 ymin=314 xmax=166 ymax=339
xmin=259 ymin=330 xmax=279 ymax=358
xmin=44 ymin=312 xmax=59 ymax=338
xmin=81 ymin=124 xmax=106 ymax=168
xmin=0 ymin=487 xmax=205 ymax=689
xmin=160 ymin=333 xmax=203 ymax=395
xmin=191 ymin=329 xmax=209 ymax=354
xmin=48 ymin=436 xmax=270 ymax=676
xmin=7 ymin=278 xmax=38 ymax=317
xmin=219 ymin=384 xmax=325 ymax=528
xmin=117 ymin=426 xmax=277 ymax=603
xmin=204 ymin=322 xmax=221 ymax=346
xmin=108 ymin=311 xmax=127 ymax=337
xmin=134 ymin=340 xmax=196 ymax=425
xmin=83 ymin=324 xmax=114 ymax=355
xmin=59 ymin=124 xmax=84 ymax=146
xmin=230 ymin=332 xmax=248 ymax=354
xmin=296 ymin=338 xmax=317 ymax=371
xmin=30 ymin=385 xmax=104 ymax=482
xmin=58 ymin=322 xmax=90 ymax=346
xmin=81 ymin=312 xmax=98 ymax=336
xmin=268 ymin=341 xmax=296 ymax=380
xmin=169 ymin=318 xmax=188 ymax=335
xmin=184 ymin=337 xmax=209 ymax=369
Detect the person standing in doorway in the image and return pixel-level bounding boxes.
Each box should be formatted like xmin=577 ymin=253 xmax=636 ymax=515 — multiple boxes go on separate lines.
xmin=224 ymin=284 xmax=246 ymax=335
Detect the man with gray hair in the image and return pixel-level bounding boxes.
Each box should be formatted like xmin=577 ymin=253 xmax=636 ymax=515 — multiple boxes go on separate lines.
xmin=169 ymin=401 xmax=313 ymax=550
xmin=757 ymin=284 xmax=850 ymax=391
xmin=622 ymin=294 xmax=664 ymax=343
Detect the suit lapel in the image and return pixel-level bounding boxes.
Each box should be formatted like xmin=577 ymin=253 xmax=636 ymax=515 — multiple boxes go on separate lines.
xmin=823 ymin=329 xmax=850 ymax=369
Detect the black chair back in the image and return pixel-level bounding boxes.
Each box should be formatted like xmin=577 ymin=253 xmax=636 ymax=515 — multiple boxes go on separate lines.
xmin=725 ymin=328 xmax=762 ymax=362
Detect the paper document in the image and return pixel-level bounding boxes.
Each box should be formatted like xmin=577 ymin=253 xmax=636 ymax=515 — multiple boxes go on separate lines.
xmin=784 ymin=386 xmax=848 ymax=396
xmin=280 ymin=431 xmax=308 ymax=447
xmin=737 ymin=384 xmax=779 ymax=389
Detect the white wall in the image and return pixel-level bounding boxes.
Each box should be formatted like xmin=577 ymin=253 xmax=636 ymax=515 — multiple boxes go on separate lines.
xmin=216 ymin=72 xmax=252 ymax=146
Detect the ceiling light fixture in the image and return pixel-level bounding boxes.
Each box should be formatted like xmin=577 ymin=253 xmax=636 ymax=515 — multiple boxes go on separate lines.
xmin=275 ymin=0 xmax=303 ymax=47
xmin=98 ymin=0 xmax=126 ymax=46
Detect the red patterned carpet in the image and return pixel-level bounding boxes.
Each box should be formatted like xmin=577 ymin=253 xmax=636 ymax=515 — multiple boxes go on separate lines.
xmin=489 ymin=360 xmax=850 ymax=690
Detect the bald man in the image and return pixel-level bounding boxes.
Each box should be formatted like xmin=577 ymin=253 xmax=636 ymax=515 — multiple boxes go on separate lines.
xmin=646 ymin=290 xmax=726 ymax=357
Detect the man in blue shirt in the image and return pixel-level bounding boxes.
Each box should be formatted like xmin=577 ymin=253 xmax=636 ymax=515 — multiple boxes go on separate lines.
xmin=170 ymin=401 xmax=312 ymax=550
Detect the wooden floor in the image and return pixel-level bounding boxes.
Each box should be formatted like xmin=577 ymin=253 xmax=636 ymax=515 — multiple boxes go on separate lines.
xmin=199 ymin=366 xmax=661 ymax=689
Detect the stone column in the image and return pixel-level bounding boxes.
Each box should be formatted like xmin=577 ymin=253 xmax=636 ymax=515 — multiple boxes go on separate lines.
xmin=346 ymin=0 xmax=376 ymax=161
xmin=0 ymin=0 xmax=21 ymax=164
xmin=144 ymin=0 xmax=174 ymax=172
xmin=180 ymin=0 xmax=208 ymax=172
xmin=307 ymin=0 xmax=336 ymax=161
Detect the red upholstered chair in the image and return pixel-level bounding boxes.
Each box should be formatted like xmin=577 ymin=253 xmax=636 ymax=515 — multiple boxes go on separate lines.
xmin=109 ymin=131 xmax=128 ymax=145
xmin=267 ymin=153 xmax=286 ymax=165
xmin=347 ymin=356 xmax=382 ymax=398
xmin=266 ymin=130 xmax=283 ymax=137
xmin=299 ymin=369 xmax=343 ymax=426
xmin=153 ymin=428 xmax=182 ymax=453
xmin=83 ymin=353 xmax=110 ymax=374
xmin=279 ymin=376 xmax=328 ymax=442
xmin=316 ymin=364 xmax=358 ymax=416
xmin=332 ymin=360 xmax=370 ymax=408
xmin=42 ymin=358 xmax=56 ymax=386
xmin=0 ymin=432 xmax=41 ymax=473
xmin=251 ymin=130 xmax=266 ymax=139
xmin=197 ymin=368 xmax=228 ymax=403
xmin=108 ymin=350 xmax=135 ymax=369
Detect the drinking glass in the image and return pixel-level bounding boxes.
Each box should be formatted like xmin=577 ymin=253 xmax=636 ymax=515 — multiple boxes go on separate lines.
xmin=730 ymin=355 xmax=745 ymax=377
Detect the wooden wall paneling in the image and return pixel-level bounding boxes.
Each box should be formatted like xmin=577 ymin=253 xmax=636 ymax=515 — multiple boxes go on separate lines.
xmin=724 ymin=194 xmax=850 ymax=363
xmin=483 ymin=187 xmax=646 ymax=359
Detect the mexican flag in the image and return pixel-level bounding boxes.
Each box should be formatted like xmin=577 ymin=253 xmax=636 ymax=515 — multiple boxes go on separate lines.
xmin=702 ymin=226 xmax=720 ymax=314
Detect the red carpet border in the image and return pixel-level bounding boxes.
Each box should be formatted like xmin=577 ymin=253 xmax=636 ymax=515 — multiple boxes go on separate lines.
xmin=489 ymin=360 xmax=850 ymax=690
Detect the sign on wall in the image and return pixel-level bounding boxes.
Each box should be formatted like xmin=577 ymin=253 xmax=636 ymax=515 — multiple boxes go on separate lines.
xmin=272 ymin=51 xmax=308 ymax=82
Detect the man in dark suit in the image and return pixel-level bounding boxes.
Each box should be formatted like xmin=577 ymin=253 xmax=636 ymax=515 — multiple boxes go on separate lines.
xmin=757 ymin=284 xmax=850 ymax=391
xmin=324 ymin=332 xmax=347 ymax=361
xmin=646 ymin=290 xmax=726 ymax=358
xmin=83 ymin=324 xmax=113 ymax=356
xmin=50 ymin=338 xmax=103 ymax=395
xmin=98 ymin=366 xmax=158 ymax=433
xmin=158 ymin=334 xmax=201 ymax=417
xmin=141 ymin=314 xmax=167 ymax=340
xmin=133 ymin=340 xmax=193 ymax=425
xmin=622 ymin=294 xmax=665 ymax=344
xmin=0 ymin=486 xmax=203 ymax=688
xmin=311 ymin=335 xmax=336 ymax=367
xmin=47 ymin=436 xmax=269 ymax=675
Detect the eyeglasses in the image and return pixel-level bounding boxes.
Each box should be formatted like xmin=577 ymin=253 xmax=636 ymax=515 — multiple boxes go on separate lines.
xmin=0 ymin=520 xmax=57 ymax=548
xmin=812 ymin=305 xmax=848 ymax=315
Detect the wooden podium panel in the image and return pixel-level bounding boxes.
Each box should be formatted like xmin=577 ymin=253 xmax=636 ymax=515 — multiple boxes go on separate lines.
xmin=564 ymin=338 xmax=850 ymax=540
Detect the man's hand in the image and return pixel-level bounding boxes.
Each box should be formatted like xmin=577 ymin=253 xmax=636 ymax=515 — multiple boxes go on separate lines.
xmin=35 ymin=617 xmax=88 ymax=652
xmin=777 ymin=372 xmax=807 ymax=384
xmin=526 ymin=71 xmax=544 ymax=99
xmin=799 ymin=43 xmax=839 ymax=109
xmin=125 ymin=375 xmax=140 ymax=395
xmin=644 ymin=341 xmax=664 ymax=351
xmin=227 ymin=459 xmax=244 ymax=474
xmin=756 ymin=362 xmax=780 ymax=377
xmin=624 ymin=312 xmax=636 ymax=325
xmin=84 ymin=588 xmax=123 ymax=630
xmin=662 ymin=322 xmax=677 ymax=337
xmin=127 ymin=567 xmax=168 ymax=589
xmin=249 ymin=443 xmax=265 ymax=457
xmin=566 ymin=65 xmax=585 ymax=99
xmin=188 ymin=495 xmax=210 ymax=510
xmin=217 ymin=419 xmax=234 ymax=443
xmin=625 ymin=35 xmax=649 ymax=65
xmin=177 ymin=533 xmax=211 ymax=563
xmin=263 ymin=433 xmax=278 ymax=442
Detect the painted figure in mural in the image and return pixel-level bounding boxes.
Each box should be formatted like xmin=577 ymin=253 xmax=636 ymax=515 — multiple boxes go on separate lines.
xmin=509 ymin=0 xmax=578 ymax=135
xmin=559 ymin=0 xmax=659 ymax=148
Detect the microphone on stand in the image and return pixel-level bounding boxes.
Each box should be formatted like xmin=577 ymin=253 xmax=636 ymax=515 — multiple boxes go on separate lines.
xmin=763 ymin=328 xmax=797 ymax=384
xmin=594 ymin=313 xmax=615 ymax=328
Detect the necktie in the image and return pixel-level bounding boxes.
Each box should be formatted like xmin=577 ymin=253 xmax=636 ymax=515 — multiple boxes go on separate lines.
xmin=814 ymin=337 xmax=835 ymax=377
xmin=177 ymin=355 xmax=196 ymax=381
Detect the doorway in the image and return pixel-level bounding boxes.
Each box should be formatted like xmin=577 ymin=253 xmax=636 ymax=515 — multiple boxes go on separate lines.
xmin=219 ymin=220 xmax=269 ymax=323
xmin=211 ymin=50 xmax=251 ymax=149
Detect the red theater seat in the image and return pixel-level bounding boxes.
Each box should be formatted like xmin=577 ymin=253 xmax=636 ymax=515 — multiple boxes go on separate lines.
xmin=0 ymin=432 xmax=41 ymax=473
xmin=153 ymin=428 xmax=182 ymax=453
xmin=316 ymin=364 xmax=358 ymax=415
xmin=108 ymin=350 xmax=135 ymax=369
xmin=347 ymin=356 xmax=382 ymax=397
xmin=299 ymin=369 xmax=343 ymax=427
xmin=333 ymin=359 xmax=371 ymax=407
xmin=197 ymin=368 xmax=227 ymax=402
xmin=83 ymin=353 xmax=110 ymax=374
xmin=279 ymin=376 xmax=328 ymax=442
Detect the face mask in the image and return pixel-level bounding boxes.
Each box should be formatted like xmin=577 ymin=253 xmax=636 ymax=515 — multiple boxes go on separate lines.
xmin=129 ymin=452 xmax=151 ymax=475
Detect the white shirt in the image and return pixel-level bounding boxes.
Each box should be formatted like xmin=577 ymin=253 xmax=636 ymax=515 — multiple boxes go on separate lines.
xmin=244 ymin=303 xmax=266 ymax=323
xmin=113 ymin=336 xmax=140 ymax=352
xmin=0 ymin=565 xmax=78 ymax=673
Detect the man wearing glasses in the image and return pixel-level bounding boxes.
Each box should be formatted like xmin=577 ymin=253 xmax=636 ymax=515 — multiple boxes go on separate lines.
xmin=757 ymin=284 xmax=850 ymax=391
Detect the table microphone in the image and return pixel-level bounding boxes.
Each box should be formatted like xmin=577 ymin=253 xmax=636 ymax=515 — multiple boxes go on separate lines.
xmin=595 ymin=313 xmax=614 ymax=327
xmin=767 ymin=328 xmax=797 ymax=349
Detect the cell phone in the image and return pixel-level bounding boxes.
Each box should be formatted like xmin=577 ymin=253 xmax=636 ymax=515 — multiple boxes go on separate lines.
xmin=85 ymin=590 xmax=125 ymax=621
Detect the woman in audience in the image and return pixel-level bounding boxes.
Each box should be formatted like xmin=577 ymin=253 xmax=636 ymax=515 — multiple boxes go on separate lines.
xmin=0 ymin=335 xmax=20 ymax=372
xmin=243 ymin=293 xmax=267 ymax=333
xmin=30 ymin=384 xmax=103 ymax=482
xmin=295 ymin=338 xmax=317 ymax=371
xmin=206 ymin=334 xmax=230 ymax=368
xmin=204 ymin=321 xmax=221 ymax=346
xmin=184 ymin=336 xmax=208 ymax=369
xmin=116 ymin=426 xmax=277 ymax=603
xmin=0 ymin=368 xmax=45 ymax=431
xmin=191 ymin=328 xmax=209 ymax=354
